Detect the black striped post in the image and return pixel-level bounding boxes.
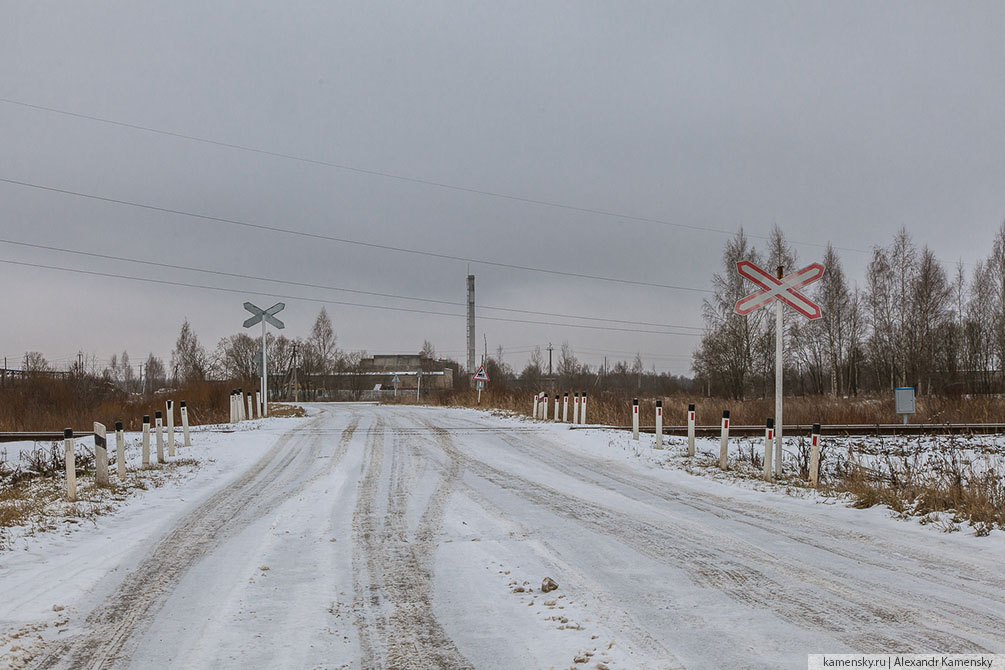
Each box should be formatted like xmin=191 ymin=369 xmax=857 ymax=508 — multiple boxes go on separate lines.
xmin=719 ymin=410 xmax=730 ymax=469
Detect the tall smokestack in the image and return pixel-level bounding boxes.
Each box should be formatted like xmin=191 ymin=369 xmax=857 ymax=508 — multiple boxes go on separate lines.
xmin=467 ymin=274 xmax=476 ymax=384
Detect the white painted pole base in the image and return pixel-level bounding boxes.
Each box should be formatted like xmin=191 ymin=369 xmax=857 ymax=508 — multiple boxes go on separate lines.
xmin=719 ymin=410 xmax=730 ymax=470
xmin=763 ymin=419 xmax=774 ymax=481
xmin=180 ymin=403 xmax=191 ymax=447
xmin=115 ymin=421 xmax=126 ymax=479
xmin=64 ymin=429 xmax=76 ymax=501
xmin=687 ymin=404 xmax=696 ymax=457
xmin=142 ymin=416 xmax=151 ymax=467
xmin=94 ymin=422 xmax=109 ymax=487
xmin=632 ymin=398 xmax=639 ymax=441
xmin=166 ymin=400 xmax=175 ymax=457
xmin=655 ymin=401 xmax=663 ymax=448
xmin=809 ymin=424 xmax=821 ymax=487
xmin=155 ymin=413 xmax=164 ymax=464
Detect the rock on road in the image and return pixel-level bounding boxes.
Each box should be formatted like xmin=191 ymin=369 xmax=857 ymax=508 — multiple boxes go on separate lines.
xmin=19 ymin=404 xmax=1005 ymax=669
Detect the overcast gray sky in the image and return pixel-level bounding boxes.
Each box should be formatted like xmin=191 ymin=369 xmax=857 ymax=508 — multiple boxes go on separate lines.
xmin=2 ymin=1 xmax=1003 ymax=375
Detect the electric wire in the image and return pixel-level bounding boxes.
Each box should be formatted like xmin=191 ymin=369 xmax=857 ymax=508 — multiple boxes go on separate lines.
xmin=0 ymin=237 xmax=705 ymax=331
xmin=0 ymin=258 xmax=701 ymax=337
xmin=0 ymin=176 xmax=712 ymax=294
xmin=0 ymin=97 xmax=868 ymax=254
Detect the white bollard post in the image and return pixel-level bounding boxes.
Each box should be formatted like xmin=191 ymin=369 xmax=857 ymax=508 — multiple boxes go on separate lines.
xmin=532 ymin=393 xmax=539 ymax=419
xmin=256 ymin=391 xmax=262 ymax=419
xmin=142 ymin=415 xmax=151 ymax=467
xmin=809 ymin=423 xmax=821 ymax=487
xmin=155 ymin=411 xmax=164 ymax=464
xmin=632 ymin=397 xmax=639 ymax=441
xmin=719 ymin=410 xmax=730 ymax=470
xmin=563 ymin=392 xmax=569 ymax=423
xmin=687 ymin=403 xmax=696 ymax=457
xmin=581 ymin=392 xmax=588 ymax=425
xmin=64 ymin=428 xmax=76 ymax=501
xmin=247 ymin=393 xmax=254 ymax=421
xmin=655 ymin=400 xmax=663 ymax=448
xmin=554 ymin=395 xmax=560 ymax=421
xmin=541 ymin=393 xmax=549 ymax=420
xmin=573 ymin=393 xmax=580 ymax=425
xmin=229 ymin=391 xmax=235 ymax=423
xmin=763 ymin=418 xmax=774 ymax=481
xmin=166 ymin=400 xmax=175 ymax=457
xmin=115 ymin=420 xmax=126 ymax=479
xmin=94 ymin=422 xmax=109 ymax=486
xmin=180 ymin=401 xmax=191 ymax=447
xmin=238 ymin=388 xmax=246 ymax=421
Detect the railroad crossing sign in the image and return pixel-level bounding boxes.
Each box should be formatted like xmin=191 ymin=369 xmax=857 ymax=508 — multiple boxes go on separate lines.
xmin=472 ymin=365 xmax=490 ymax=382
xmin=733 ymin=259 xmax=825 ymax=479
xmin=243 ymin=302 xmax=286 ymax=329
xmin=734 ymin=261 xmax=824 ymax=320
xmin=242 ymin=302 xmax=286 ymax=419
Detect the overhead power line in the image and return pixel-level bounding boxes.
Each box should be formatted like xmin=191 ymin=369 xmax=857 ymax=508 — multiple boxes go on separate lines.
xmin=0 ymin=176 xmax=712 ymax=294
xmin=0 ymin=237 xmax=705 ymax=331
xmin=0 ymin=96 xmax=867 ymax=254
xmin=0 ymin=257 xmax=701 ymax=337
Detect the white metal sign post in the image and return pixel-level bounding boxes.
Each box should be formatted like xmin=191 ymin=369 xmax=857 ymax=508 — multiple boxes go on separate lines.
xmin=735 ymin=260 xmax=824 ymax=477
xmin=392 ymin=375 xmax=400 ymax=397
xmin=243 ymin=302 xmax=285 ymax=418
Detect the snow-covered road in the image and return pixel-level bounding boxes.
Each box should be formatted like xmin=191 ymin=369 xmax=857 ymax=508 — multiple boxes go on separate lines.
xmin=9 ymin=404 xmax=1005 ymax=669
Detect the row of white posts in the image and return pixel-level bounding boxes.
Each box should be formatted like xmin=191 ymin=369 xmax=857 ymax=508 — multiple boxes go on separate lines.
xmin=631 ymin=399 xmax=823 ymax=487
xmin=229 ymin=388 xmax=263 ymax=423
xmin=531 ymin=392 xmax=588 ymax=424
xmin=63 ymin=400 xmax=192 ymax=501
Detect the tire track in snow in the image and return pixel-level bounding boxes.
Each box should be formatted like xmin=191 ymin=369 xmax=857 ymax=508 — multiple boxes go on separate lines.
xmin=26 ymin=410 xmax=359 ymax=670
xmin=482 ymin=426 xmax=1005 ymax=651
xmin=408 ymin=413 xmax=1002 ymax=655
xmin=351 ymin=414 xmax=473 ymax=670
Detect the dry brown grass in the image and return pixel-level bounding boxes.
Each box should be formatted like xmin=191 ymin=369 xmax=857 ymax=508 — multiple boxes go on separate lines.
xmin=829 ymin=451 xmax=1005 ymax=534
xmin=0 ymin=378 xmax=243 ymax=432
xmin=419 ymin=388 xmax=1005 ymax=426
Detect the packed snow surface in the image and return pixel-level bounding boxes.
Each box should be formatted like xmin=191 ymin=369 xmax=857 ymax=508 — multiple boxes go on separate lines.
xmin=2 ymin=404 xmax=1003 ymax=669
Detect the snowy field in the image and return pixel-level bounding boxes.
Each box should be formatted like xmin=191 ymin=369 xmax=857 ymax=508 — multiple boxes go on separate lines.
xmin=2 ymin=404 xmax=1004 ymax=669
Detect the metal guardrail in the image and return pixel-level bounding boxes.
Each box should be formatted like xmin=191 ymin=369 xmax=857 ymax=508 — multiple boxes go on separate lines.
xmin=568 ymin=423 xmax=1005 ymax=437
xmin=0 ymin=431 xmax=96 ymax=443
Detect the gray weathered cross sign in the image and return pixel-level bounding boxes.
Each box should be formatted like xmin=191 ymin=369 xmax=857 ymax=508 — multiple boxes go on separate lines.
xmin=243 ymin=302 xmax=286 ymax=418
xmin=243 ymin=302 xmax=286 ymax=330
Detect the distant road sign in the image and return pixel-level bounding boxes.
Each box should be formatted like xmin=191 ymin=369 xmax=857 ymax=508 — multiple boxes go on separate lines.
xmin=734 ymin=261 xmax=824 ymax=320
xmin=472 ymin=365 xmax=490 ymax=382
xmin=243 ymin=302 xmax=286 ymax=329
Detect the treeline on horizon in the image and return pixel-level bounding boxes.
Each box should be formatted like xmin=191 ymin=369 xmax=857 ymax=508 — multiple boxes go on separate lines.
xmin=692 ymin=223 xmax=1005 ymax=400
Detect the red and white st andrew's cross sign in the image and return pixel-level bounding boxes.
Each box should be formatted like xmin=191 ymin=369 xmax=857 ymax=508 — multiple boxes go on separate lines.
xmin=733 ymin=261 xmax=825 ymax=320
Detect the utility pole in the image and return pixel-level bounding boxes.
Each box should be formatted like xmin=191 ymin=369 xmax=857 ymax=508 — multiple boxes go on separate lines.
xmin=467 ymin=274 xmax=476 ymax=384
xmin=547 ymin=343 xmax=553 ymax=377
xmin=291 ymin=343 xmax=300 ymax=402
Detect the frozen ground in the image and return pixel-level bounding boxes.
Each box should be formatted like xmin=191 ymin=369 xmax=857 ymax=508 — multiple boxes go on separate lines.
xmin=2 ymin=404 xmax=1004 ymax=669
